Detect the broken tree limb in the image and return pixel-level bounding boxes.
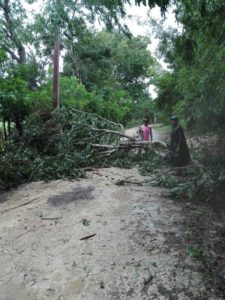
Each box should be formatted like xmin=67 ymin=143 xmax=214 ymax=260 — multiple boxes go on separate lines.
xmin=114 ymin=177 xmax=165 ymax=186
xmin=99 ymin=149 xmax=119 ymax=156
xmin=91 ymin=140 xmax=167 ymax=150
xmin=114 ymin=168 xmax=173 ymax=186
xmin=91 ymin=141 xmax=161 ymax=148
xmin=90 ymin=128 xmax=136 ymax=140
xmin=119 ymin=141 xmax=167 ymax=148
xmin=91 ymin=143 xmax=115 ymax=149
xmin=71 ymin=108 xmax=124 ymax=132
xmin=74 ymin=133 xmax=105 ymax=144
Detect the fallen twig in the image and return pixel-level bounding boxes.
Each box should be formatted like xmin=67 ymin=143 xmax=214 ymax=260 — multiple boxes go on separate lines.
xmin=99 ymin=149 xmax=119 ymax=156
xmin=142 ymin=274 xmax=154 ymax=294
xmin=16 ymin=229 xmax=36 ymax=239
xmin=115 ymin=180 xmax=146 ymax=186
xmin=0 ymin=196 xmax=41 ymax=214
xmin=80 ymin=233 xmax=96 ymax=240
xmin=41 ymin=217 xmax=61 ymax=221
xmin=91 ymin=143 xmax=115 ymax=149
xmin=143 ymin=275 xmax=154 ymax=286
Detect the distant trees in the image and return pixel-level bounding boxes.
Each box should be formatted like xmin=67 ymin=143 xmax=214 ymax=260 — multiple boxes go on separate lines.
xmin=0 ymin=0 xmax=162 ymax=136
xmin=63 ymin=31 xmax=156 ymax=121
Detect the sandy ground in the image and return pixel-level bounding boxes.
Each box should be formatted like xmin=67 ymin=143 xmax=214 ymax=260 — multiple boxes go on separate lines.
xmin=0 ymin=128 xmax=224 ymax=300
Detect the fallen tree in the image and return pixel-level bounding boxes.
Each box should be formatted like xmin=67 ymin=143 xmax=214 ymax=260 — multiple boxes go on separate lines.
xmin=0 ymin=107 xmax=165 ymax=190
xmin=5 ymin=105 xmax=222 ymax=206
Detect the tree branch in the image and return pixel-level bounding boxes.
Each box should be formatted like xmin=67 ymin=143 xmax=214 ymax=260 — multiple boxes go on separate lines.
xmin=1 ymin=0 xmax=26 ymax=63
xmin=71 ymin=108 xmax=124 ymax=132
xmin=1 ymin=44 xmax=20 ymax=61
xmin=90 ymin=127 xmax=136 ymax=140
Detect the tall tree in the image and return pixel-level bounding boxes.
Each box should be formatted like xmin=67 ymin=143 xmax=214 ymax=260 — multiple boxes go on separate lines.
xmin=0 ymin=0 xmax=27 ymax=64
xmin=155 ymin=0 xmax=225 ymax=130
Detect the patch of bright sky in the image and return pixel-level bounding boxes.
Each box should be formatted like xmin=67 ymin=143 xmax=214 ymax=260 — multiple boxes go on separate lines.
xmin=125 ymin=3 xmax=178 ymax=41
xmin=123 ymin=3 xmax=179 ymax=98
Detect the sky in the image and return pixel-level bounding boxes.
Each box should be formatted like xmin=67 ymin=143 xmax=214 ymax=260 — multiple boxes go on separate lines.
xmin=123 ymin=3 xmax=178 ymax=97
xmin=125 ymin=3 xmax=177 ymax=48
xmin=23 ymin=0 xmax=178 ymax=61
xmin=124 ymin=3 xmax=179 ymax=65
xmin=92 ymin=2 xmax=178 ymax=63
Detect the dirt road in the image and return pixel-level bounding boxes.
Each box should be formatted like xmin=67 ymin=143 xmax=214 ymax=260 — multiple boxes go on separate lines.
xmin=0 ymin=128 xmax=224 ymax=299
xmin=124 ymin=126 xmax=168 ymax=144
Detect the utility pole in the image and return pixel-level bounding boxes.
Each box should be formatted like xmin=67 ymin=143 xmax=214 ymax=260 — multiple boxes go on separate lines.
xmin=53 ymin=30 xmax=59 ymax=109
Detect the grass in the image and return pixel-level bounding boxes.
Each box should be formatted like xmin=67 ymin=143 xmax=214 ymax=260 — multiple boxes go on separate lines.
xmin=153 ymin=124 xmax=171 ymax=132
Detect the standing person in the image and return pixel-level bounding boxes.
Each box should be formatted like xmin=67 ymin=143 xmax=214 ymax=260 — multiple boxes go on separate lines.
xmin=168 ymin=116 xmax=190 ymax=166
xmin=139 ymin=117 xmax=153 ymax=142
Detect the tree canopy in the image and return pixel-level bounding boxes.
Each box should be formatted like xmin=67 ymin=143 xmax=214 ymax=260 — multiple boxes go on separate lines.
xmin=0 ymin=0 xmax=163 ymax=133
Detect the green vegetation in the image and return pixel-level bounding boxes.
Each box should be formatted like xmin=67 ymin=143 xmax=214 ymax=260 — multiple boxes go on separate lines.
xmin=0 ymin=107 xmax=121 ymax=190
xmin=0 ymin=0 xmax=162 ymax=191
xmin=154 ymin=0 xmax=225 ymax=132
xmin=186 ymin=246 xmax=204 ymax=260
xmin=0 ymin=0 xmax=159 ymax=139
xmin=0 ymin=0 xmax=224 ymax=207
xmin=149 ymin=0 xmax=225 ymax=205
xmin=139 ymin=149 xmax=225 ymax=204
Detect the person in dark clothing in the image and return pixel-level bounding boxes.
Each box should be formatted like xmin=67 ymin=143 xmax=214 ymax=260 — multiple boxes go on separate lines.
xmin=167 ymin=116 xmax=191 ymax=167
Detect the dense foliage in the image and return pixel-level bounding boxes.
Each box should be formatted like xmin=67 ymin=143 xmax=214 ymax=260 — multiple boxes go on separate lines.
xmin=0 ymin=0 xmax=164 ymax=190
xmin=1 ymin=0 xmax=225 ymax=207
xmin=148 ymin=0 xmax=225 ymax=206
xmin=0 ymin=107 xmax=125 ymax=190
xmin=155 ymin=0 xmax=225 ymax=132
xmin=0 ymin=0 xmax=158 ymax=136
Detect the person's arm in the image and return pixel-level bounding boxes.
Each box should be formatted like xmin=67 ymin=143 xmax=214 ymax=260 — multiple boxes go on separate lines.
xmin=176 ymin=127 xmax=183 ymax=152
xmin=139 ymin=126 xmax=143 ymax=140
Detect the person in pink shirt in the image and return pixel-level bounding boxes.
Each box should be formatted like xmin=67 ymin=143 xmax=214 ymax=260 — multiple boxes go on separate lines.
xmin=139 ymin=118 xmax=153 ymax=142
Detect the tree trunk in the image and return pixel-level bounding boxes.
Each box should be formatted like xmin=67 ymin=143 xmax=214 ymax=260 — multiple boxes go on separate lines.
xmin=18 ymin=45 xmax=26 ymax=64
xmin=3 ymin=118 xmax=7 ymax=140
xmin=15 ymin=116 xmax=23 ymax=136
xmin=53 ymin=30 xmax=60 ymax=109
xmin=7 ymin=119 xmax=11 ymax=139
